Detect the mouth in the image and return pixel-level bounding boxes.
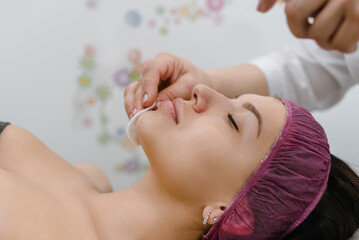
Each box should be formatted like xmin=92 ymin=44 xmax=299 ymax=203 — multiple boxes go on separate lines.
xmin=160 ymin=98 xmax=182 ymax=124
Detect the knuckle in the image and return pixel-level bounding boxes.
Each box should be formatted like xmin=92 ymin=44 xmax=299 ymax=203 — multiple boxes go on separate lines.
xmin=124 ymin=101 xmax=132 ymax=115
xmin=308 ymin=28 xmax=322 ymax=42
xmin=285 ymin=3 xmax=297 ymax=21
xmin=167 ymin=57 xmax=176 ymax=70
xmin=349 ymin=6 xmax=359 ymax=21
xmin=342 ymin=48 xmax=352 ymax=53
xmin=343 ymin=43 xmax=357 ymax=53
xmin=141 ymin=60 xmax=154 ymax=74
xmin=330 ymin=40 xmax=341 ymax=49
xmin=332 ymin=42 xmax=348 ymax=52
xmin=142 ymin=59 xmax=152 ymax=69
xmin=156 ymin=52 xmax=175 ymax=67
xmin=124 ymin=87 xmax=129 ymax=97
xmin=285 ymin=2 xmax=309 ymax=38
xmin=156 ymin=52 xmax=170 ymax=59
xmin=338 ymin=0 xmax=351 ymax=8
xmin=135 ymin=85 xmax=142 ymax=97
xmin=123 ymin=86 xmax=131 ymax=97
xmin=124 ymin=82 xmax=136 ymax=95
xmin=289 ymin=25 xmax=307 ymax=38
xmin=317 ymin=40 xmax=332 ymax=50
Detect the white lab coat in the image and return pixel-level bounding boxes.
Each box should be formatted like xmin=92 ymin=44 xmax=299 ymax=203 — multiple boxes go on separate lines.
xmin=251 ymin=40 xmax=359 ymax=111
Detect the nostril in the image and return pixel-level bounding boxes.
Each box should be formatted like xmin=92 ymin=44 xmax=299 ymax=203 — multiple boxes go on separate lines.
xmin=193 ymin=93 xmax=198 ymax=103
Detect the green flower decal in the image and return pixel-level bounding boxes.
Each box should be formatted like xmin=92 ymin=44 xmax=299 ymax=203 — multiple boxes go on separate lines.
xmin=95 ymin=85 xmax=111 ymax=102
xmin=80 ymin=56 xmax=95 ymax=70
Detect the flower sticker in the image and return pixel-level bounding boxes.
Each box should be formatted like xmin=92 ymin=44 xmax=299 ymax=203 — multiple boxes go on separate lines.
xmin=126 ymin=10 xmax=142 ymax=28
xmin=207 ymin=0 xmax=225 ymax=12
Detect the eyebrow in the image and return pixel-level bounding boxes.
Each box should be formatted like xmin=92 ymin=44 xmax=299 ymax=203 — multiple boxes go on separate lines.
xmin=243 ymin=102 xmax=262 ymax=138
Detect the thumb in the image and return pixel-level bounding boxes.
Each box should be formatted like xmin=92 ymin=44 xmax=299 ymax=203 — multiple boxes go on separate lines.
xmin=257 ymin=0 xmax=277 ymax=12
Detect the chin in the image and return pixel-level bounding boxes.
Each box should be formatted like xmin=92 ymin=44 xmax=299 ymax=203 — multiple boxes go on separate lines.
xmin=136 ymin=115 xmax=152 ymax=144
xmin=136 ymin=113 xmax=164 ymax=158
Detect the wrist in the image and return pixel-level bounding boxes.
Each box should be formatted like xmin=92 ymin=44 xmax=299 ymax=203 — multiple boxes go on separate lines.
xmin=205 ymin=70 xmax=220 ymax=92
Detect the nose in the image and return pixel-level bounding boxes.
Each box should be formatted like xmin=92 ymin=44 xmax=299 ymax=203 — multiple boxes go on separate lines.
xmin=191 ymin=84 xmax=223 ymax=113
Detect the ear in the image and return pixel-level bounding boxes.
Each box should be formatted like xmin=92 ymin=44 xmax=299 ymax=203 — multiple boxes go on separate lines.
xmin=202 ymin=202 xmax=229 ymax=225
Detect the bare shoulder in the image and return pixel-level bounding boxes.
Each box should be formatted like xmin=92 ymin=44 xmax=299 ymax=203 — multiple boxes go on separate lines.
xmin=73 ymin=163 xmax=113 ymax=193
xmin=0 ymin=124 xmax=69 ymax=173
xmin=0 ymin=125 xmax=111 ymax=193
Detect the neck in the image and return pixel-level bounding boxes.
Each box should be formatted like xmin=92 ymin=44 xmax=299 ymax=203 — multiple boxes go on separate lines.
xmin=89 ymin=170 xmax=203 ymax=240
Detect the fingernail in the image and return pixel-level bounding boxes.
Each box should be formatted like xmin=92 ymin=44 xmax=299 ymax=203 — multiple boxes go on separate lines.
xmin=142 ymin=93 xmax=148 ymax=104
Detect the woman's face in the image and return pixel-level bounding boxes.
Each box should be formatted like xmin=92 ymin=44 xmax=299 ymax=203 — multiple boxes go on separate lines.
xmin=137 ymin=84 xmax=286 ymax=204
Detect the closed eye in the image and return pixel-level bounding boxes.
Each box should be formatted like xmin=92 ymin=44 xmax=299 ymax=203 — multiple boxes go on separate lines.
xmin=228 ymin=113 xmax=239 ymax=131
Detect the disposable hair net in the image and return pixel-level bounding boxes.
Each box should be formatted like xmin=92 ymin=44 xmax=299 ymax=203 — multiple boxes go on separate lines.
xmin=203 ymin=99 xmax=331 ymax=240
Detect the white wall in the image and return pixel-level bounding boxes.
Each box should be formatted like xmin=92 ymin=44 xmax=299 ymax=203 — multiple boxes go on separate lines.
xmin=0 ymin=0 xmax=358 ymax=190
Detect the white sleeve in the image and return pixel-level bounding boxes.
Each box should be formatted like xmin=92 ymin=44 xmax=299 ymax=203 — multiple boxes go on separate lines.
xmin=250 ymin=40 xmax=357 ymax=111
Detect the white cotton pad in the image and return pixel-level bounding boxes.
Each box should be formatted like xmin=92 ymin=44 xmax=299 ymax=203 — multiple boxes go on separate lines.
xmin=127 ymin=102 xmax=156 ymax=146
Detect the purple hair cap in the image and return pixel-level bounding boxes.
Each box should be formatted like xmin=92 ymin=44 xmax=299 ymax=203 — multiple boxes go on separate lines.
xmin=203 ymin=99 xmax=331 ymax=240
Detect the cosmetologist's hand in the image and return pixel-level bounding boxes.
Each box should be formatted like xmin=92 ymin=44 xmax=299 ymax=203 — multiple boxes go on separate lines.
xmin=257 ymin=0 xmax=359 ymax=53
xmin=124 ymin=52 xmax=213 ymax=119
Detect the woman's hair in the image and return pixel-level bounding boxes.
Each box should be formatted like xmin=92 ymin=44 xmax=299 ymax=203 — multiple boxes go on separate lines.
xmin=284 ymin=154 xmax=359 ymax=240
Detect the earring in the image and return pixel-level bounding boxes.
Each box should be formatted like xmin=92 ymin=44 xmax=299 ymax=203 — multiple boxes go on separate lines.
xmin=203 ymin=213 xmax=210 ymax=225
xmin=213 ymin=217 xmax=218 ymax=223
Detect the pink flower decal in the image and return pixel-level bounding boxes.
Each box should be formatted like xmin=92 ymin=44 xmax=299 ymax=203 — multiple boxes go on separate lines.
xmin=207 ymin=0 xmax=225 ymax=12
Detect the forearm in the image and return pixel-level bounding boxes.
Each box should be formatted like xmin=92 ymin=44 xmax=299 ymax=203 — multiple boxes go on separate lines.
xmin=207 ymin=64 xmax=269 ymax=99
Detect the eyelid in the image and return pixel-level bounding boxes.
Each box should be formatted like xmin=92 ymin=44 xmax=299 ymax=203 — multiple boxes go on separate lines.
xmin=243 ymin=102 xmax=262 ymax=138
xmin=228 ymin=113 xmax=239 ymax=131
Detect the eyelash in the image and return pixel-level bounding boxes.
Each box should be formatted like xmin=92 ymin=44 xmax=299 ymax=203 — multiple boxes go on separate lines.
xmin=227 ymin=113 xmax=239 ymax=131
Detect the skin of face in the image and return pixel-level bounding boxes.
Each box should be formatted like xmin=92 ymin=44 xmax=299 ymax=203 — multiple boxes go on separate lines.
xmin=136 ymin=84 xmax=286 ymax=206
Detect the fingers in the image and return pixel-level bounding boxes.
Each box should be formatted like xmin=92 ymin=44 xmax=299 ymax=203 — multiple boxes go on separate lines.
xmin=285 ymin=0 xmax=327 ymax=38
xmin=307 ymin=0 xmax=346 ymax=50
xmin=331 ymin=18 xmax=359 ymax=53
xmin=124 ymin=82 xmax=138 ymax=119
xmin=133 ymin=83 xmax=144 ymax=117
xmin=331 ymin=1 xmax=359 ymax=53
xmin=139 ymin=58 xmax=158 ymax=108
xmin=141 ymin=52 xmax=181 ymax=107
xmin=257 ymin=0 xmax=278 ymax=13
xmin=124 ymin=52 xmax=184 ymax=119
xmin=285 ymin=0 xmax=359 ymax=53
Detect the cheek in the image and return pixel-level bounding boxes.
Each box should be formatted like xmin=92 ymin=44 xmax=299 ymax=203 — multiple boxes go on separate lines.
xmin=147 ymin=123 xmax=234 ymax=196
xmin=136 ymin=116 xmax=259 ymax=200
xmin=162 ymin=128 xmax=241 ymax=198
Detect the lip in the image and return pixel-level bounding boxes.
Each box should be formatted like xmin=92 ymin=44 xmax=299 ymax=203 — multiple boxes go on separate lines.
xmin=172 ymin=98 xmax=183 ymax=124
xmin=161 ymin=100 xmax=177 ymax=124
xmin=160 ymin=98 xmax=183 ymax=124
